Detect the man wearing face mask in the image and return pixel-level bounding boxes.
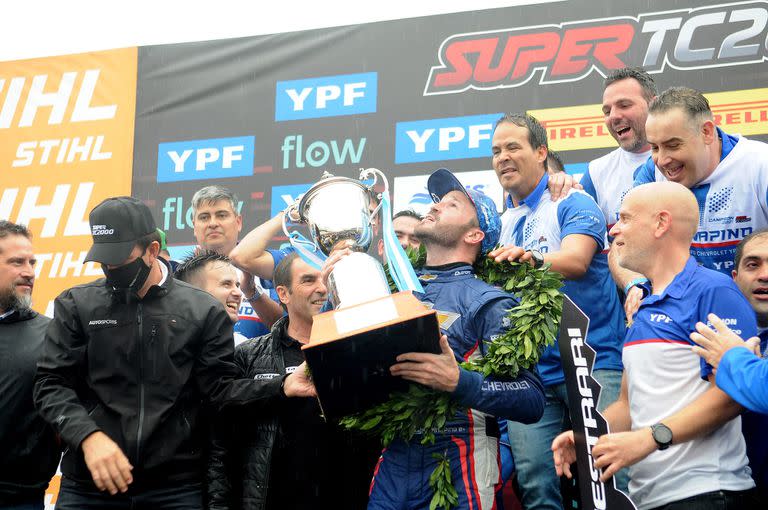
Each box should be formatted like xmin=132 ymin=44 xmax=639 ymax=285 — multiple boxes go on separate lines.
xmin=33 ymin=197 xmax=315 ymax=510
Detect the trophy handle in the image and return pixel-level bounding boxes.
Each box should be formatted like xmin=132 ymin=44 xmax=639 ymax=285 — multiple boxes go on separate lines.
xmin=359 ymin=167 xmax=390 ymax=222
xmin=281 ymin=202 xmax=301 ymax=238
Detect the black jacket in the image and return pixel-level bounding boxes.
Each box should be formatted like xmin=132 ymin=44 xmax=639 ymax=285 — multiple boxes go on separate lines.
xmin=0 ymin=309 xmax=59 ymax=504
xmin=206 ymin=316 xmax=380 ymax=510
xmin=33 ymin=261 xmax=283 ymax=489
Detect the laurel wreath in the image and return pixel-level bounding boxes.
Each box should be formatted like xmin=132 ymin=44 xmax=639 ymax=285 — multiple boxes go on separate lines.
xmin=339 ymin=246 xmax=563 ymax=509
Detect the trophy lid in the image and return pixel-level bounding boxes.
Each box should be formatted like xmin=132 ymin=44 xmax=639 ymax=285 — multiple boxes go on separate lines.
xmin=297 ymin=171 xmax=372 ymax=221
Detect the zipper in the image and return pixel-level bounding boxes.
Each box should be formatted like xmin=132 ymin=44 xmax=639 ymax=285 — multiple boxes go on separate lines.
xmin=136 ymin=303 xmax=146 ymax=462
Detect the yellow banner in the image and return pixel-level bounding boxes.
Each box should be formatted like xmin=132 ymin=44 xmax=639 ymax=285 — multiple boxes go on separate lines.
xmin=530 ymin=87 xmax=768 ymax=152
xmin=0 ymin=47 xmax=137 ymax=316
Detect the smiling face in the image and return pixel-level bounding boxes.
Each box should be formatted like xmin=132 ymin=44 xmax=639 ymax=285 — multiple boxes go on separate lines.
xmin=733 ymin=235 xmax=768 ymax=327
xmin=491 ymin=121 xmax=547 ymax=202
xmin=0 ymin=234 xmax=35 ymax=313
xmin=602 ymin=77 xmax=651 ymax=153
xmin=192 ymin=199 xmax=242 ymax=255
xmin=646 ymin=107 xmax=716 ymax=189
xmin=200 ymin=260 xmax=243 ymax=323
xmin=277 ymin=258 xmax=327 ymax=324
xmin=609 ymin=192 xmax=657 ymax=275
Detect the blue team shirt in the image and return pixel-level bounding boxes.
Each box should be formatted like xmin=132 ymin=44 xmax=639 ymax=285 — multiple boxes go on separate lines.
xmin=627 ymin=257 xmax=757 ymax=379
xmin=500 ymin=174 xmax=625 ymax=387
xmin=633 ymin=128 xmax=768 ymax=275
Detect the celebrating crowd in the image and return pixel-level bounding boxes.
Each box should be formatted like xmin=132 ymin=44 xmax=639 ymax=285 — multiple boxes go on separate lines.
xmin=2 ymin=67 xmax=768 ymax=510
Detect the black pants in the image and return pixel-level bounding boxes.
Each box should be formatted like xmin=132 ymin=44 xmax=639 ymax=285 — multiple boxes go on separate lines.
xmin=649 ymin=488 xmax=759 ymax=510
xmin=55 ymin=478 xmax=202 ymax=510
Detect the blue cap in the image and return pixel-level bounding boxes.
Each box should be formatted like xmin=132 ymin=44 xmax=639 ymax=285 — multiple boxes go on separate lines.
xmin=426 ymin=168 xmax=501 ymax=254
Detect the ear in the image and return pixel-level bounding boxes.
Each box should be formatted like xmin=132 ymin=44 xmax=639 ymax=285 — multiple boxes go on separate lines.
xmin=146 ymin=240 xmax=161 ymax=260
xmin=732 ymin=269 xmax=738 ymax=280
xmin=654 ymin=210 xmax=672 ymax=238
xmin=236 ymin=213 xmax=243 ymax=234
xmin=464 ymin=227 xmax=485 ymax=248
xmin=276 ymin=285 xmax=290 ymax=307
xmin=701 ymin=119 xmax=716 ymax=145
xmin=536 ymin=145 xmax=548 ymax=166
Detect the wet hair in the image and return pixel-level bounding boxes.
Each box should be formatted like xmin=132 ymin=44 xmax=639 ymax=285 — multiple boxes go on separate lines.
xmin=648 ymin=86 xmax=713 ymax=127
xmin=393 ymin=209 xmax=423 ymax=221
xmin=274 ymin=252 xmax=300 ymax=290
xmin=494 ymin=113 xmax=549 ymax=170
xmin=547 ymin=150 xmax=565 ymax=174
xmin=734 ymin=229 xmax=768 ymax=270
xmin=175 ymin=250 xmax=231 ymax=286
xmin=604 ymin=67 xmax=657 ymax=103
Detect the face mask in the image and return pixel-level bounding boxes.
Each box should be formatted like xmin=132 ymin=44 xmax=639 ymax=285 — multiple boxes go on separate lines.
xmin=102 ymin=255 xmax=151 ymax=292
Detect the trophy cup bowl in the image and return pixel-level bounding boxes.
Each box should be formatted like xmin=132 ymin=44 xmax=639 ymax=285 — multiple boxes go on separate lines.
xmin=296 ymin=174 xmax=391 ymax=309
xmin=283 ymin=169 xmax=441 ymax=420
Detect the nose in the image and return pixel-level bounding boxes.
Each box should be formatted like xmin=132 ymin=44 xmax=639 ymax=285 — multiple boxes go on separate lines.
xmin=655 ymin=148 xmax=672 ymax=168
xmin=609 ymin=222 xmax=620 ymax=238
xmin=232 ymin=285 xmax=243 ymax=301
xmin=20 ymin=261 xmax=35 ymax=279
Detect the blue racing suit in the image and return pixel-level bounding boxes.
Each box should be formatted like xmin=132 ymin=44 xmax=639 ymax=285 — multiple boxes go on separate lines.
xmin=368 ymin=263 xmax=545 ymax=510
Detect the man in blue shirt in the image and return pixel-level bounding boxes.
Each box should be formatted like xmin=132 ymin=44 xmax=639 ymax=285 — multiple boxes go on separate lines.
xmin=553 ymin=182 xmax=757 ymax=510
xmin=489 ymin=113 xmax=626 ymax=508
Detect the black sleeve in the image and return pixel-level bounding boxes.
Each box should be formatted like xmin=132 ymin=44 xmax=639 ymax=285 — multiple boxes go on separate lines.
xmin=33 ymin=291 xmax=101 ymax=450
xmin=195 ymin=305 xmax=283 ymax=410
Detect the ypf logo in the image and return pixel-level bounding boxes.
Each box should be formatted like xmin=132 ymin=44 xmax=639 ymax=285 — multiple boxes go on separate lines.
xmin=156 ymin=136 xmax=255 ymax=183
xmin=395 ymin=113 xmax=502 ymax=164
xmin=275 ymin=72 xmax=377 ymax=121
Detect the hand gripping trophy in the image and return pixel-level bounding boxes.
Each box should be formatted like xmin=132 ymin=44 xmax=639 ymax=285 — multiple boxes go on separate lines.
xmin=283 ymin=168 xmax=440 ymax=419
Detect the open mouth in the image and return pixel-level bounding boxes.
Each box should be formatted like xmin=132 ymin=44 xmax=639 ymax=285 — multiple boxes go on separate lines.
xmin=615 ymin=126 xmax=631 ymax=137
xmin=663 ymin=164 xmax=684 ymax=180
xmin=311 ymin=298 xmax=326 ymax=306
xmin=226 ymin=302 xmax=239 ymax=313
xmin=753 ymin=288 xmax=768 ymax=298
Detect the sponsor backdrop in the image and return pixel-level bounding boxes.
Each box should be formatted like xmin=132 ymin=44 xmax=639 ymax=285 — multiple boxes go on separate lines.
xmin=0 ymin=0 xmax=766 ymax=507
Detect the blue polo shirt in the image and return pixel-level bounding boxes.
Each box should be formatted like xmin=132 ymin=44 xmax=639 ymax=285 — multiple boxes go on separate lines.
xmin=622 ymin=256 xmax=756 ymax=508
xmin=500 ymin=173 xmax=625 ymax=387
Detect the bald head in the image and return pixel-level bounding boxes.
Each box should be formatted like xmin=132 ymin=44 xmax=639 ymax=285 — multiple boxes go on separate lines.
xmin=610 ymin=182 xmax=699 ymax=277
xmin=626 ymin=182 xmax=699 ymax=243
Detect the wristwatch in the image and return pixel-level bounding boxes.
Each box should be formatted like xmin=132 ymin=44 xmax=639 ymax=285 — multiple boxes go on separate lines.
xmin=528 ymin=249 xmax=545 ymax=269
xmin=650 ymin=423 xmax=673 ymax=450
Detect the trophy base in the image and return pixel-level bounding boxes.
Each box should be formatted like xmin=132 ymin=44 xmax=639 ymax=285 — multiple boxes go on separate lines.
xmin=303 ymin=291 xmax=440 ymax=421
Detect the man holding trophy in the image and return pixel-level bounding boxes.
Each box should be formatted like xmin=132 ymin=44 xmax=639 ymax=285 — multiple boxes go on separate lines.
xmin=362 ymin=168 xmax=546 ymax=510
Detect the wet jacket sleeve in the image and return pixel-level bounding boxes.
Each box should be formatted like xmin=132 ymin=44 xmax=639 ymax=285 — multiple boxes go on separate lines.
xmin=33 ymin=291 xmax=102 ymax=450
xmin=195 ymin=305 xmax=283 ymax=410
xmin=451 ymin=296 xmax=545 ymax=424
xmin=717 ymin=348 xmax=768 ymax=415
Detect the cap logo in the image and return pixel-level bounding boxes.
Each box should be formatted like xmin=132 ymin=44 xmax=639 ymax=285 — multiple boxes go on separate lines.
xmin=92 ymin=224 xmax=115 ymax=236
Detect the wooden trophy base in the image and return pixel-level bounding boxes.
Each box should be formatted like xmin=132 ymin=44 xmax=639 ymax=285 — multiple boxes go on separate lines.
xmin=302 ymin=291 xmax=440 ymax=421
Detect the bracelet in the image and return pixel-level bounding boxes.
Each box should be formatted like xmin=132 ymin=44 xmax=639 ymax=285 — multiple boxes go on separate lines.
xmin=245 ymin=292 xmax=262 ymax=302
xmin=624 ymin=277 xmax=649 ymax=295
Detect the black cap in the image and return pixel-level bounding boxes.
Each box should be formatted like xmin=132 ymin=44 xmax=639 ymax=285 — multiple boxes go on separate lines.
xmin=84 ymin=197 xmax=157 ymax=265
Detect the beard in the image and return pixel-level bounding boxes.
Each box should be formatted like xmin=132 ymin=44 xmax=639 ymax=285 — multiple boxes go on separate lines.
xmin=0 ymin=282 xmax=33 ymax=313
xmin=414 ymin=221 xmax=468 ymax=250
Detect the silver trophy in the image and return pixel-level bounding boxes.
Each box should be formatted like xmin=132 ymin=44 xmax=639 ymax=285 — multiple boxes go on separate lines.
xmin=282 ymin=167 xmax=440 ymax=420
xmin=282 ymin=168 xmax=392 ymax=309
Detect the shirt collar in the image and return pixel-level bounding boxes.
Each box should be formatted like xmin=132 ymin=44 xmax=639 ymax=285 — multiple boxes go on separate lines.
xmin=716 ymin=126 xmax=738 ymax=162
xmin=0 ymin=309 xmax=16 ymax=320
xmin=506 ymin=172 xmax=549 ymax=209
xmin=646 ymin=256 xmax=698 ymax=302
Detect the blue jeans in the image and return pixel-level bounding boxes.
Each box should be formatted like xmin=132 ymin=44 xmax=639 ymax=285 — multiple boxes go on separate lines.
xmin=55 ymin=478 xmax=202 ymax=510
xmin=507 ymin=369 xmax=627 ymax=510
